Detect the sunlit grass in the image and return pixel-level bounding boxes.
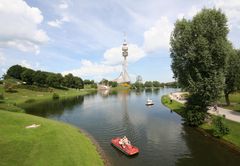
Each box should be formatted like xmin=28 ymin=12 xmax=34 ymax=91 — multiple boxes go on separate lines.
xmin=0 ymin=110 xmax=104 ymax=166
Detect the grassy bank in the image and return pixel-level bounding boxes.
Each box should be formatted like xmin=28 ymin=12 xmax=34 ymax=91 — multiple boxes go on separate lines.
xmin=0 ymin=84 xmax=96 ymax=112
xmin=0 ymin=110 xmax=104 ymax=166
xmin=161 ymin=95 xmax=240 ymax=149
xmin=219 ymin=92 xmax=240 ymax=112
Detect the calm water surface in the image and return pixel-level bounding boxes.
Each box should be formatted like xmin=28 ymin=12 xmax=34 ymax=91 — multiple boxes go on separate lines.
xmin=26 ymin=88 xmax=240 ymax=166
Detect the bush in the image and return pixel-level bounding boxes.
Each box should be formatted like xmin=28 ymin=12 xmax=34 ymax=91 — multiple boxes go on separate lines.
xmin=0 ymin=80 xmax=3 ymax=84
xmin=4 ymin=83 xmax=17 ymax=93
xmin=16 ymin=84 xmax=50 ymax=92
xmin=52 ymin=93 xmax=60 ymax=100
xmin=212 ymin=116 xmax=230 ymax=138
xmin=25 ymin=99 xmax=36 ymax=103
xmin=183 ymin=109 xmax=206 ymax=126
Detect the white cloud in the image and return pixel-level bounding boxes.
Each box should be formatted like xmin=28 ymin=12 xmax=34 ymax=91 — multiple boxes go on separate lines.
xmin=103 ymin=44 xmax=145 ymax=65
xmin=143 ymin=17 xmax=173 ymax=52
xmin=62 ymin=59 xmax=122 ymax=77
xmin=0 ymin=0 xmax=49 ymax=54
xmin=211 ymin=0 xmax=240 ymax=29
xmin=177 ymin=6 xmax=200 ymax=19
xmin=48 ymin=0 xmax=70 ymax=28
xmin=20 ymin=60 xmax=32 ymax=68
xmin=20 ymin=60 xmax=43 ymax=70
xmin=48 ymin=15 xmax=70 ymax=28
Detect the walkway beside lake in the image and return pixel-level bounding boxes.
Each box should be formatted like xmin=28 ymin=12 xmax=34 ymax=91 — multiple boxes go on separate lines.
xmin=169 ymin=92 xmax=240 ymax=123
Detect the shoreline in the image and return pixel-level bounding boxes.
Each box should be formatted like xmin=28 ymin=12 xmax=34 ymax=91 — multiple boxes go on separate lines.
xmin=162 ymin=94 xmax=240 ymax=154
xmin=195 ymin=127 xmax=240 ymax=154
xmin=1 ymin=87 xmax=107 ymax=165
xmin=19 ymin=89 xmax=97 ymax=110
xmin=21 ymin=89 xmax=110 ymax=165
xmin=79 ymin=128 xmax=111 ymax=166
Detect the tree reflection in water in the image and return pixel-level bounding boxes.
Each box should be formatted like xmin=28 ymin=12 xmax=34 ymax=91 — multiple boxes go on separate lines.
xmin=25 ymin=96 xmax=84 ymax=117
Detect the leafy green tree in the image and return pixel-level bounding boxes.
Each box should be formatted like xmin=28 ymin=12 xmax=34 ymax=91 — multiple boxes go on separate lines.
xmin=63 ymin=73 xmax=75 ymax=88
xmin=144 ymin=81 xmax=152 ymax=88
xmin=100 ymin=79 xmax=108 ymax=85
xmin=170 ymin=8 xmax=230 ymax=126
xmin=134 ymin=82 xmax=144 ymax=89
xmin=46 ymin=74 xmax=63 ymax=88
xmin=152 ymin=81 xmax=160 ymax=87
xmin=73 ymin=76 xmax=83 ymax=89
xmin=84 ymin=79 xmax=92 ymax=85
xmin=7 ymin=65 xmax=26 ymax=80
xmin=212 ymin=116 xmax=230 ymax=138
xmin=33 ymin=71 xmax=47 ymax=86
xmin=109 ymin=81 xmax=118 ymax=87
xmin=224 ymin=49 xmax=240 ymax=105
xmin=21 ymin=69 xmax=35 ymax=85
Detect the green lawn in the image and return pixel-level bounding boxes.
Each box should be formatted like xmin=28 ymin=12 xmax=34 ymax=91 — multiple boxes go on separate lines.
xmin=162 ymin=95 xmax=240 ymax=149
xmin=161 ymin=95 xmax=185 ymax=115
xmin=0 ymin=110 xmax=104 ymax=166
xmin=0 ymin=85 xmax=96 ymax=112
xmin=219 ymin=92 xmax=240 ymax=112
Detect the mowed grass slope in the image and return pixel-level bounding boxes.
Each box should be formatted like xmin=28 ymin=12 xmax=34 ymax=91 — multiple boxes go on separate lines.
xmin=0 ymin=110 xmax=104 ymax=166
xmin=0 ymin=85 xmax=95 ymax=112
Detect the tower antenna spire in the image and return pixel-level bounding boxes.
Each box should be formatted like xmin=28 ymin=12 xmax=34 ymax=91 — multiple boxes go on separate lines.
xmin=123 ymin=31 xmax=127 ymax=42
xmin=112 ymin=32 xmax=130 ymax=83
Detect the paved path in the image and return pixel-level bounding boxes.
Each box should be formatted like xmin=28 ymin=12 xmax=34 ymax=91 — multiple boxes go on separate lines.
xmin=169 ymin=92 xmax=240 ymax=123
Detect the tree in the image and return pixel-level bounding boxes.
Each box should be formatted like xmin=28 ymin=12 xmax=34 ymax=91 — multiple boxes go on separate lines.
xmin=46 ymin=74 xmax=63 ymax=88
xmin=84 ymin=79 xmax=92 ymax=85
xmin=73 ymin=76 xmax=83 ymax=89
xmin=7 ymin=65 xmax=26 ymax=80
xmin=63 ymin=74 xmax=75 ymax=88
xmin=170 ymin=8 xmax=230 ymax=126
xmin=224 ymin=49 xmax=240 ymax=105
xmin=109 ymin=81 xmax=118 ymax=87
xmin=21 ymin=69 xmax=35 ymax=85
xmin=33 ymin=71 xmax=47 ymax=86
xmin=144 ymin=81 xmax=152 ymax=88
xmin=152 ymin=81 xmax=160 ymax=87
xmin=100 ymin=79 xmax=108 ymax=85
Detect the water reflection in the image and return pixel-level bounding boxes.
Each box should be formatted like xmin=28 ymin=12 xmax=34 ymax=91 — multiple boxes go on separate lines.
xmin=25 ymin=96 xmax=84 ymax=117
xmin=176 ymin=126 xmax=240 ymax=166
xmin=25 ymin=88 xmax=240 ymax=166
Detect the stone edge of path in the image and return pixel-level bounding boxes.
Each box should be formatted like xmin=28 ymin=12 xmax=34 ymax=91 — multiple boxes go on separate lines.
xmin=169 ymin=92 xmax=240 ymax=123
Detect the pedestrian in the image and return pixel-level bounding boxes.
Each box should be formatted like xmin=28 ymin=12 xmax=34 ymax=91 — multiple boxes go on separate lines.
xmin=213 ymin=104 xmax=217 ymax=112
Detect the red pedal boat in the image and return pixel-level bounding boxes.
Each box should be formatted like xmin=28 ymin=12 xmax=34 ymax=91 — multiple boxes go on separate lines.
xmin=111 ymin=137 xmax=139 ymax=156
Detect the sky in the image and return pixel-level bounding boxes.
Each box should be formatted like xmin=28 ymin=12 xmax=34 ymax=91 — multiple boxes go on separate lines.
xmin=0 ymin=0 xmax=240 ymax=83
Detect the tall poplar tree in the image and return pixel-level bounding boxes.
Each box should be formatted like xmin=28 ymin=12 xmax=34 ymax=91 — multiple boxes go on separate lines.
xmin=170 ymin=8 xmax=230 ymax=126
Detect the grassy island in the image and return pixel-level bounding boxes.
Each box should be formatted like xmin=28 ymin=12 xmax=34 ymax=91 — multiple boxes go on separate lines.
xmin=161 ymin=95 xmax=240 ymax=150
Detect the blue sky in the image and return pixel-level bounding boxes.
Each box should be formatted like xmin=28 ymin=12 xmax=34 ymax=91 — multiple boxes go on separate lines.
xmin=0 ymin=0 xmax=240 ymax=82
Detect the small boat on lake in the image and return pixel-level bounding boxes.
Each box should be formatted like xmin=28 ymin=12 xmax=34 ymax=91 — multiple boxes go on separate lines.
xmin=146 ymin=98 xmax=154 ymax=106
xmin=111 ymin=136 xmax=139 ymax=156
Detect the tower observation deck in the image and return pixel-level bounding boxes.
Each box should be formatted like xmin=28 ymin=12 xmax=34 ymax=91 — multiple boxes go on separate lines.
xmin=113 ymin=36 xmax=131 ymax=83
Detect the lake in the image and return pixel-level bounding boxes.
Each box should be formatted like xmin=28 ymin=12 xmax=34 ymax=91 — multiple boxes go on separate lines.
xmin=26 ymin=88 xmax=240 ymax=166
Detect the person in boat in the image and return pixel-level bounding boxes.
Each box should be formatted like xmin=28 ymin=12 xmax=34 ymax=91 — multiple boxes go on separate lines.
xmin=119 ymin=138 xmax=125 ymax=148
xmin=119 ymin=136 xmax=131 ymax=148
xmin=122 ymin=136 xmax=131 ymax=145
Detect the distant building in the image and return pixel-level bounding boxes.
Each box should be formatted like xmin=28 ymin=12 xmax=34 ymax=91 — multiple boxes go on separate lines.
xmin=113 ymin=35 xmax=130 ymax=83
